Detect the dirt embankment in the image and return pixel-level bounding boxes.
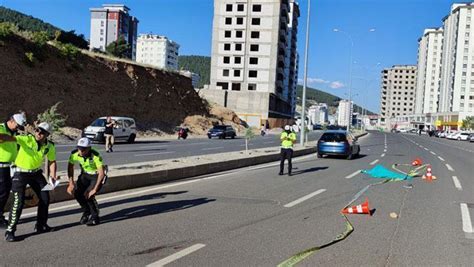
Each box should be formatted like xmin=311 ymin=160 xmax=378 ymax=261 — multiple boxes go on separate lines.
xmin=0 ymin=34 xmax=210 ymax=133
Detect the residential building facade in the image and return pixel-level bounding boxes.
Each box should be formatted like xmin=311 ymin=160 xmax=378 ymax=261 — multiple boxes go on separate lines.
xmin=308 ymin=104 xmax=328 ymax=125
xmin=136 ymin=34 xmax=180 ymax=70
xmin=337 ymin=100 xmax=353 ymax=127
xmin=415 ymin=28 xmax=443 ymax=114
xmin=379 ymin=65 xmax=417 ymax=129
xmin=202 ymin=0 xmax=300 ymax=127
xmin=89 ymin=4 xmax=139 ymax=60
xmin=180 ymin=70 xmax=201 ymax=88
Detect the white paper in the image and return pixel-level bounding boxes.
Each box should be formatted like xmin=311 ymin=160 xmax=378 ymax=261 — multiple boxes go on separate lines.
xmin=41 ymin=177 xmax=60 ymax=191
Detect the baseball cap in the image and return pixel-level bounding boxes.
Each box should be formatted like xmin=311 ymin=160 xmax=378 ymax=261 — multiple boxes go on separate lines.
xmin=12 ymin=114 xmax=26 ymax=127
xmin=77 ymin=137 xmax=91 ymax=148
xmin=37 ymin=122 xmax=52 ymax=134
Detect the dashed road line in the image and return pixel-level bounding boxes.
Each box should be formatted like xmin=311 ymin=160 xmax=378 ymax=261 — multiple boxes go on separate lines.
xmin=202 ymin=147 xmax=224 ymax=151
xmin=135 ymin=151 xmax=175 ymax=157
xmin=370 ymin=159 xmax=379 ymax=165
xmin=430 ymin=151 xmax=436 ymax=155
xmin=381 ymin=153 xmax=385 ymax=157
xmin=446 ymin=164 xmax=454 ymax=172
xmin=424 ymin=147 xmax=429 ymax=151
xmin=383 ymin=149 xmax=387 ymax=152
xmin=345 ymin=170 xmax=361 ymax=179
xmin=460 ymin=204 xmax=473 ymax=234
xmin=147 ymin=243 xmax=206 ymax=267
xmin=284 ymin=189 xmax=327 ymax=208
xmin=438 ymin=156 xmax=445 ymax=162
xmin=452 ymin=176 xmax=462 ymax=190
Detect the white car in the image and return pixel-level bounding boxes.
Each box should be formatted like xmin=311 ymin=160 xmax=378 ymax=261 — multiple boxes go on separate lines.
xmin=452 ymin=132 xmax=471 ymax=141
xmin=439 ymin=131 xmax=448 ymax=138
xmin=399 ymin=128 xmax=410 ymax=133
xmin=446 ymin=132 xmax=457 ymax=139
xmin=83 ymin=116 xmax=137 ymax=143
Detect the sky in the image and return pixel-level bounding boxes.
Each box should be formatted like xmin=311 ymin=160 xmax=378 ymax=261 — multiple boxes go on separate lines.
xmin=0 ymin=0 xmax=470 ymax=113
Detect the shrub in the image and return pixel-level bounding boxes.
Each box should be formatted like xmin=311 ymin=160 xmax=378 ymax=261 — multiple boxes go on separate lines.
xmin=58 ymin=42 xmax=79 ymax=60
xmin=0 ymin=22 xmax=17 ymax=39
xmin=37 ymin=102 xmax=67 ymax=131
xmin=24 ymin=51 xmax=35 ymax=66
xmin=32 ymin=31 xmax=50 ymax=47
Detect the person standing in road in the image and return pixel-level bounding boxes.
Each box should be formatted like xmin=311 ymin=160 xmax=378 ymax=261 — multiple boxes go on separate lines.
xmin=279 ymin=125 xmax=297 ymax=176
xmin=0 ymin=122 xmax=57 ymax=242
xmin=67 ymin=138 xmax=105 ymax=226
xmin=0 ymin=114 xmax=27 ymax=229
xmin=104 ymin=116 xmax=115 ymax=153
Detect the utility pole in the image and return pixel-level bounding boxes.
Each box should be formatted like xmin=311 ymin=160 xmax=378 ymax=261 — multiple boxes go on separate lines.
xmin=300 ymin=0 xmax=311 ymax=146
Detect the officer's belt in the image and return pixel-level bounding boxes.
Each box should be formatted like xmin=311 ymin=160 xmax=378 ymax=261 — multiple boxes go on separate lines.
xmin=14 ymin=167 xmax=41 ymax=173
xmin=0 ymin=163 xmax=12 ymax=168
xmin=82 ymin=171 xmax=98 ymax=175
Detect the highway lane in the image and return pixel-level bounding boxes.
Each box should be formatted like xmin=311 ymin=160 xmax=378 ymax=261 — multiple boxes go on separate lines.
xmin=53 ymin=131 xmax=322 ymax=170
xmin=1 ymin=131 xmax=472 ymax=265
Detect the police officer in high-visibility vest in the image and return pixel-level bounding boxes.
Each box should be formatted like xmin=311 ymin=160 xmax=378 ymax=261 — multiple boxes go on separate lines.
xmin=279 ymin=125 xmax=297 ymax=176
xmin=0 ymin=114 xmax=26 ymax=229
xmin=67 ymin=138 xmax=105 ymax=226
xmin=0 ymin=122 xmax=57 ymax=242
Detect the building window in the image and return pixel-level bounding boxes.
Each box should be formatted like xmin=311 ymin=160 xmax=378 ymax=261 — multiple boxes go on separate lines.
xmin=223 ymin=69 xmax=230 ymax=77
xmin=252 ymin=18 xmax=261 ymax=25
xmin=224 ymin=43 xmax=231 ymax=51
xmin=234 ymin=69 xmax=241 ymax=77
xmin=225 ymin=17 xmax=232 ymax=25
xmin=249 ymin=70 xmax=258 ymax=78
xmin=237 ymin=4 xmax=244 ymax=12
xmin=250 ymin=44 xmax=259 ymax=51
xmin=249 ymin=57 xmax=258 ymax=64
xmin=226 ymin=4 xmax=232 ymax=12
xmin=236 ymin=31 xmax=243 ymax=38
xmin=223 ymin=56 xmax=230 ymax=64
xmin=100 ymin=37 xmax=104 ymax=41
xmin=235 ymin=43 xmax=242 ymax=51
xmin=101 ymin=21 xmax=104 ymax=27
xmin=217 ymin=82 xmax=229 ymax=90
xmin=251 ymin=31 xmax=260 ymax=38
xmin=253 ymin=4 xmax=262 ymax=12
xmin=225 ymin=31 xmax=231 ymax=38
xmin=236 ymin=17 xmax=244 ymax=25
xmin=234 ymin=57 xmax=241 ymax=64
xmin=232 ymin=83 xmax=241 ymax=91
xmin=248 ymin=83 xmax=256 ymax=90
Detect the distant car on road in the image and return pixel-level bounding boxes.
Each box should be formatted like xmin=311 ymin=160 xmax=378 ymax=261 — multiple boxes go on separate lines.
xmin=469 ymin=133 xmax=474 ymax=142
xmin=317 ymin=130 xmax=360 ymax=160
xmin=83 ymin=116 xmax=137 ymax=143
xmin=207 ymin=125 xmax=236 ymax=139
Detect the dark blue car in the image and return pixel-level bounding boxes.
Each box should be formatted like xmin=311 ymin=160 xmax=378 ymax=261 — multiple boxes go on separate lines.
xmin=317 ymin=130 xmax=360 ymax=160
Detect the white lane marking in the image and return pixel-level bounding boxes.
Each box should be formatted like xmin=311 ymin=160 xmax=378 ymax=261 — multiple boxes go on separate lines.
xmin=452 ymin=176 xmax=462 ymax=190
xmin=135 ymin=151 xmax=175 ymax=157
xmin=56 ymin=160 xmax=69 ymax=163
xmin=370 ymin=159 xmax=379 ymax=165
xmin=438 ymin=156 xmax=445 ymax=162
xmin=430 ymin=151 xmax=436 ymax=155
xmin=126 ymin=208 xmax=146 ymax=216
xmin=424 ymin=147 xmax=429 ymax=151
xmin=147 ymin=243 xmax=206 ymax=267
xmin=264 ymin=141 xmax=275 ymax=144
xmin=345 ymin=170 xmax=361 ymax=179
xmin=284 ymin=189 xmax=327 ymax=208
xmin=202 ymin=147 xmax=224 ymax=151
xmin=383 ymin=149 xmax=387 ymax=152
xmin=446 ymin=164 xmax=454 ymax=172
xmin=381 ymin=153 xmax=385 ymax=157
xmin=139 ymin=145 xmax=168 ymax=149
xmin=460 ymin=204 xmax=474 ymax=234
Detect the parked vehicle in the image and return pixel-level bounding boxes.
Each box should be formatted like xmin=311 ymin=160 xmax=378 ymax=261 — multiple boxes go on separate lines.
xmin=207 ymin=125 xmax=236 ymax=139
xmin=83 ymin=116 xmax=137 ymax=143
xmin=469 ymin=133 xmax=474 ymax=142
xmin=439 ymin=131 xmax=448 ymax=138
xmin=317 ymin=130 xmax=360 ymax=160
xmin=446 ymin=132 xmax=459 ymax=140
xmin=452 ymin=132 xmax=470 ymax=141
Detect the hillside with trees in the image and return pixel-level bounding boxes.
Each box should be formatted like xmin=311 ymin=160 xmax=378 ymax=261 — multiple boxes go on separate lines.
xmin=178 ymin=55 xmax=211 ymax=88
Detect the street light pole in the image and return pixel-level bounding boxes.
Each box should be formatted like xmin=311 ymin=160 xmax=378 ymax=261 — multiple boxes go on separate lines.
xmin=300 ymin=0 xmax=311 ymax=146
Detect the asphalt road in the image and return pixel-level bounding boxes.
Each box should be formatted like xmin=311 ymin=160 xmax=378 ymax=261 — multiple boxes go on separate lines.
xmin=1 ymin=131 xmax=473 ymax=265
xmin=54 ymin=131 xmax=322 ymax=169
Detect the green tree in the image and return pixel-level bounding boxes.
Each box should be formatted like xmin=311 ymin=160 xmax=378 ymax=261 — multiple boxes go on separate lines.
xmin=244 ymin=127 xmax=256 ymax=154
xmin=462 ymin=116 xmax=474 ymax=130
xmin=37 ymin=102 xmax=67 ymax=131
xmin=106 ymin=36 xmax=130 ymax=58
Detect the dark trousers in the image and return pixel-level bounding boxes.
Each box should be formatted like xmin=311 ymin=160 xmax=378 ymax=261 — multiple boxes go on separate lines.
xmin=280 ymin=148 xmax=293 ymax=174
xmin=0 ymin=167 xmax=12 ymax=217
xmin=74 ymin=173 xmax=101 ymax=218
xmin=7 ymin=171 xmax=49 ymax=233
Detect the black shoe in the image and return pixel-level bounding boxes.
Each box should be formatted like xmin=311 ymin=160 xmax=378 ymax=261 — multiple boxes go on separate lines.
xmin=5 ymin=231 xmax=16 ymax=242
xmin=288 ymin=172 xmax=292 ymax=176
xmin=34 ymin=224 xmax=54 ymax=234
xmin=80 ymin=213 xmax=90 ymax=225
xmin=278 ymin=172 xmax=283 ymax=175
xmin=86 ymin=217 xmax=100 ymax=226
xmin=106 ymin=149 xmax=110 ymax=153
xmin=109 ymin=148 xmax=113 ymax=152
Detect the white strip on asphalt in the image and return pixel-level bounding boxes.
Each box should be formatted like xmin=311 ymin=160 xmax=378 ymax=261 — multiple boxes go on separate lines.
xmin=438 ymin=156 xmax=445 ymax=161
xmin=370 ymin=159 xmax=379 ymax=165
xmin=284 ymin=189 xmax=326 ymax=208
xmin=202 ymin=147 xmax=224 ymax=151
xmin=452 ymin=176 xmax=462 ymax=190
xmin=383 ymin=149 xmax=387 ymax=152
xmin=264 ymin=141 xmax=274 ymax=144
xmin=139 ymin=145 xmax=168 ymax=149
xmin=147 ymin=243 xmax=206 ymax=267
xmin=430 ymin=151 xmax=436 ymax=155
xmin=460 ymin=204 xmax=474 ymax=234
xmin=381 ymin=153 xmax=385 ymax=157
xmin=126 ymin=208 xmax=146 ymax=216
xmin=56 ymin=160 xmax=69 ymax=163
xmin=446 ymin=164 xmax=454 ymax=172
xmin=424 ymin=147 xmax=429 ymax=151
xmin=345 ymin=170 xmax=361 ymax=179
xmin=135 ymin=151 xmax=175 ymax=157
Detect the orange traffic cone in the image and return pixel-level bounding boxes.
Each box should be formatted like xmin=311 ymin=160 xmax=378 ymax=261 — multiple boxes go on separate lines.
xmin=422 ymin=166 xmax=437 ymax=181
xmin=411 ymin=157 xmax=423 ymax=166
xmin=342 ymin=198 xmax=371 ymax=215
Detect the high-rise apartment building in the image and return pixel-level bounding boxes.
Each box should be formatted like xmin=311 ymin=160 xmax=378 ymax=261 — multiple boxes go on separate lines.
xmin=90 ymin=4 xmax=139 ymax=60
xmin=439 ymin=3 xmax=474 ymax=113
xmin=309 ymin=104 xmax=328 ymax=125
xmin=379 ymin=65 xmax=417 ymax=128
xmin=136 ymin=34 xmax=180 ymax=70
xmin=337 ymin=100 xmax=353 ymax=127
xmin=202 ymin=0 xmax=300 ymax=127
xmin=415 ymin=28 xmax=443 ymax=114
